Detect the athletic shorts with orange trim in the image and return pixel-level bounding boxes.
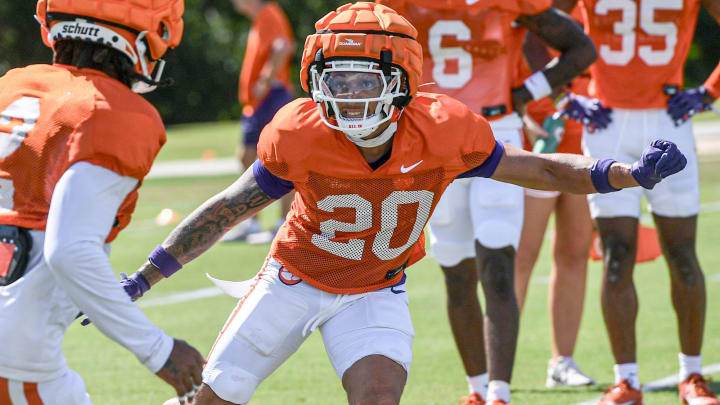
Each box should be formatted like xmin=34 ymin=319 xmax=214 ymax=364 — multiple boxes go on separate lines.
xmin=0 ymin=370 xmax=90 ymax=405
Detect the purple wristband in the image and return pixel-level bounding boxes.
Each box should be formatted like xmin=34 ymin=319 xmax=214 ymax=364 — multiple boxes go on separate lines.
xmin=148 ymin=245 xmax=182 ymax=278
xmin=590 ymin=158 xmax=621 ymax=193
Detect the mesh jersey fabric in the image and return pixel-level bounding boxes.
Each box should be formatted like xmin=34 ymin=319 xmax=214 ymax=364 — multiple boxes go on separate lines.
xmin=0 ymin=64 xmax=165 ymax=242
xmin=257 ymin=94 xmax=496 ymax=294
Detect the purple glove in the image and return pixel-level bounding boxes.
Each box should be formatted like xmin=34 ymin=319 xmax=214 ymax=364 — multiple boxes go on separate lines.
xmin=667 ymin=85 xmax=713 ymax=126
xmin=631 ymin=140 xmax=687 ymax=189
xmin=558 ymin=93 xmax=613 ymax=132
xmin=75 ymin=271 xmax=150 ymax=326
xmin=120 ymin=271 xmax=151 ymax=301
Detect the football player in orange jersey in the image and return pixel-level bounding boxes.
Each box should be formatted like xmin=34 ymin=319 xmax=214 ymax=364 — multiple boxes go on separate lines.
xmin=513 ymin=7 xmax=597 ymax=390
xmin=549 ymin=0 xmax=720 ymax=402
xmin=0 ymin=1 xmax=205 ymax=403
xmin=221 ymin=0 xmax=296 ymax=243
xmin=375 ymin=0 xmax=597 ymax=403
xmin=120 ymin=3 xmax=684 ymax=405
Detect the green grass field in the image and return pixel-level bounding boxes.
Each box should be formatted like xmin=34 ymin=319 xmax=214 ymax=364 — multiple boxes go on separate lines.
xmin=62 ymin=121 xmax=720 ymax=404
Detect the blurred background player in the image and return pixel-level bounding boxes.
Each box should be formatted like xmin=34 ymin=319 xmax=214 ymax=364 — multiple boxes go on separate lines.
xmin=378 ymin=0 xmax=597 ymax=403
xmin=116 ymin=3 xmax=686 ymax=404
xmin=513 ymin=6 xmax=595 ymax=388
xmin=0 ymin=0 xmax=205 ymax=403
xmin=221 ymin=0 xmax=296 ymax=243
xmin=553 ymin=0 xmax=720 ymax=402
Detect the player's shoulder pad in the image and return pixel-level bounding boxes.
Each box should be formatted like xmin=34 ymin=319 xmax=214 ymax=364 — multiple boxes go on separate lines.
xmin=257 ymin=98 xmax=331 ymax=179
xmin=401 ymin=92 xmax=496 ymax=172
xmin=403 ymin=92 xmax=494 ymax=159
xmin=406 ymin=92 xmax=483 ymax=128
xmin=69 ymin=71 xmax=166 ymax=179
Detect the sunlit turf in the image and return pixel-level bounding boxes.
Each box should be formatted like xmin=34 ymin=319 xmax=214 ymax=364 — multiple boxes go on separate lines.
xmin=63 ymin=146 xmax=720 ymax=404
xmin=156 ymin=121 xmax=239 ymax=162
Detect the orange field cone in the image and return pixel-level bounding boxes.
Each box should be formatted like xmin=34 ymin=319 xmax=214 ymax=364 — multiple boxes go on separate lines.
xmin=590 ymin=224 xmax=662 ymax=263
xmin=202 ymin=149 xmax=217 ymax=161
xmin=155 ymin=208 xmax=181 ymax=226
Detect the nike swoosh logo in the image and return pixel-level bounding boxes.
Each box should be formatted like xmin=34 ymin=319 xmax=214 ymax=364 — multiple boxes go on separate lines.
xmin=466 ymin=0 xmax=480 ymax=4
xmin=390 ymin=286 xmax=406 ymax=294
xmin=400 ymin=160 xmax=423 ymax=173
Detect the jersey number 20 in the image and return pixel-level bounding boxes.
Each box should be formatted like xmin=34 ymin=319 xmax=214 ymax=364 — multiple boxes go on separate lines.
xmin=311 ymin=190 xmax=434 ymax=261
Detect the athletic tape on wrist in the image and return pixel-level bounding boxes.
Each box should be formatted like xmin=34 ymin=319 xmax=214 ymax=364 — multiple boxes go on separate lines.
xmin=524 ymin=71 xmax=552 ymax=101
xmin=148 ymin=245 xmax=182 ymax=278
xmin=590 ymin=158 xmax=621 ymax=193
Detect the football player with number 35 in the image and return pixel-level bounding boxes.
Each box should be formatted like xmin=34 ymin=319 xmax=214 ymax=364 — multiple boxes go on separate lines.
xmin=374 ymin=0 xmax=598 ymax=402
xmin=552 ymin=0 xmax=720 ymax=402
xmin=0 ymin=1 xmax=205 ymax=403
xmin=121 ymin=3 xmax=686 ymax=405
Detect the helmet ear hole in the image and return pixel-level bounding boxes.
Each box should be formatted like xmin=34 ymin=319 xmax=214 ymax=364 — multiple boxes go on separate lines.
xmin=144 ymin=31 xmax=169 ymax=60
xmin=159 ymin=21 xmax=171 ymax=41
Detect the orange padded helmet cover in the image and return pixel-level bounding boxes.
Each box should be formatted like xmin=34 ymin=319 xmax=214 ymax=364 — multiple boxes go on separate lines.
xmin=300 ymin=2 xmax=423 ymax=98
xmin=36 ymin=0 xmax=184 ymax=70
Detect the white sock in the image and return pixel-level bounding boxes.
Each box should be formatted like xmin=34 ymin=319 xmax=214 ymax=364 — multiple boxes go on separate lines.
xmin=486 ymin=380 xmax=510 ymax=403
xmin=679 ymin=353 xmax=702 ymax=380
xmin=614 ymin=363 xmax=640 ymax=390
xmin=467 ymin=373 xmax=488 ymax=398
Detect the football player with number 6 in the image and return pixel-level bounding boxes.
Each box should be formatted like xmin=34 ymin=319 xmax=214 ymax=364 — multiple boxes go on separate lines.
xmin=375 ymin=0 xmax=599 ymax=402
xmin=121 ymin=3 xmax=687 ymax=404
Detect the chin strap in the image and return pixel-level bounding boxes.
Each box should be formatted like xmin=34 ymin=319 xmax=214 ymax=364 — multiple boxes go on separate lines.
xmin=346 ymin=121 xmax=397 ymax=148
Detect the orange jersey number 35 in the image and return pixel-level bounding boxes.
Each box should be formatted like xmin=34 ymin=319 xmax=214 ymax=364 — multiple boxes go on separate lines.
xmin=591 ymin=0 xmax=683 ymax=66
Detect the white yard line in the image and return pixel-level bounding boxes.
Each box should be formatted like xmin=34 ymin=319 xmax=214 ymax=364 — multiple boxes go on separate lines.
xmin=574 ymin=364 xmax=720 ymax=405
xmin=146 ymin=157 xmax=238 ymax=179
xmin=137 ymin=286 xmax=225 ymax=308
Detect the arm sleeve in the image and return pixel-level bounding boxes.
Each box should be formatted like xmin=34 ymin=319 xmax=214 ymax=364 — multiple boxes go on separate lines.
xmin=457 ymin=141 xmax=505 ymax=178
xmin=252 ymin=159 xmax=294 ymax=199
xmin=44 ymin=161 xmax=173 ymax=374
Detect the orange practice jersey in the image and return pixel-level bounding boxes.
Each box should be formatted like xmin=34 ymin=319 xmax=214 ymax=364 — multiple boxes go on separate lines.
xmin=0 ymin=64 xmax=165 ymax=242
xmin=580 ymin=0 xmax=702 ymax=108
xmin=378 ymin=0 xmax=551 ymax=119
xmin=258 ymin=95 xmax=497 ymax=294
xmin=238 ymin=2 xmax=294 ymax=110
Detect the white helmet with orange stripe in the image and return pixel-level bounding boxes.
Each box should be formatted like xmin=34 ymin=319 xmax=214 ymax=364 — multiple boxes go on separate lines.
xmin=35 ymin=0 xmax=184 ymax=93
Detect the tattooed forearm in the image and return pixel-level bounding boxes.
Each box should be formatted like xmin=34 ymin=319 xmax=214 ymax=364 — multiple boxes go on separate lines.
xmin=516 ymin=8 xmax=597 ymax=96
xmin=160 ymin=167 xmax=274 ymax=264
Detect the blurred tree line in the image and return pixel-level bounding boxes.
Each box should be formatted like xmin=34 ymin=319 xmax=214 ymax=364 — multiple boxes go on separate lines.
xmin=1 ymin=0 xmax=719 ymax=125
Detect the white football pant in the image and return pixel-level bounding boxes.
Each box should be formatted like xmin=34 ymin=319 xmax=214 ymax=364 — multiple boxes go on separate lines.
xmin=583 ymin=108 xmax=699 ymax=218
xmin=428 ymin=113 xmax=525 ymax=267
